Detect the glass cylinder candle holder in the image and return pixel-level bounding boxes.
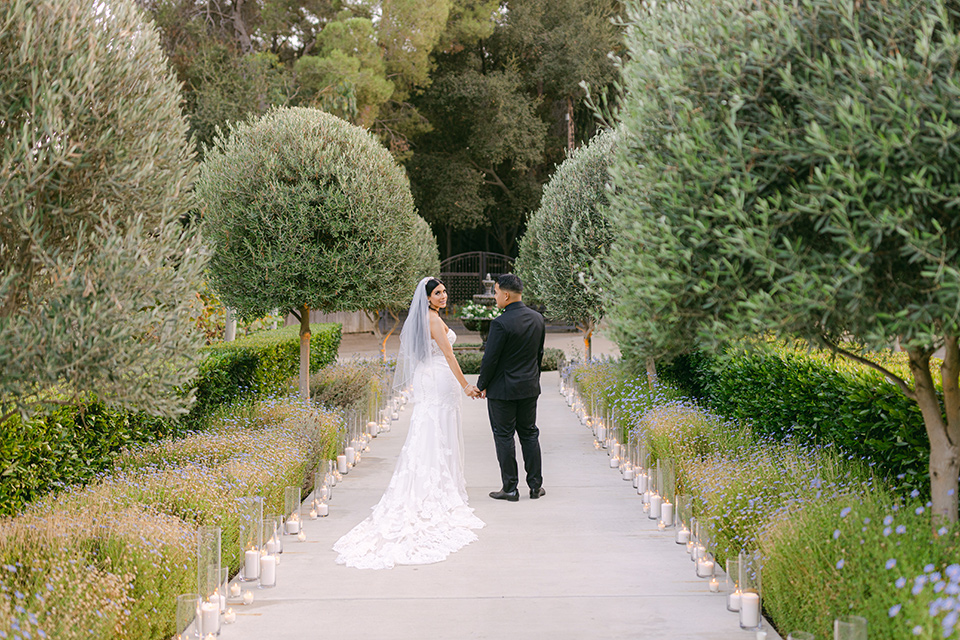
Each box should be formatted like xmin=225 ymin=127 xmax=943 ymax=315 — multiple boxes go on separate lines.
xmin=175 ymin=593 xmax=200 ymax=640
xmin=739 ymin=551 xmax=763 ymax=630
xmin=239 ymin=497 xmax=263 ymax=582
xmin=258 ymin=553 xmax=277 ymax=589
xmin=283 ymin=486 xmax=301 ymax=535
xmin=197 ymin=526 xmax=221 ymax=601
xmin=218 ymin=567 xmax=228 ymax=613
xmin=198 ymin=588 xmax=221 ymax=637
xmin=834 ymin=615 xmax=867 ymax=640
xmin=660 ymin=458 xmax=676 ymax=505
xmin=263 ymin=515 xmax=282 ymax=554
xmin=696 ymin=549 xmax=716 ymax=578
xmin=726 ymin=556 xmax=741 ymax=611
xmin=647 ymin=464 xmax=661 ymax=520
xmin=675 ymin=495 xmax=692 ymax=543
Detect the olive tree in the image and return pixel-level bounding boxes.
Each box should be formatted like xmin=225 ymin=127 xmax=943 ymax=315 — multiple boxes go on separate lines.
xmin=198 ymin=107 xmax=436 ymax=398
xmin=0 ymin=0 xmax=207 ymax=423
xmin=517 ymin=130 xmax=616 ymax=361
xmin=608 ymin=0 xmax=960 ymax=524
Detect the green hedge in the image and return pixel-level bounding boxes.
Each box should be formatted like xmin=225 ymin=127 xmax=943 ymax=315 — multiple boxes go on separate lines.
xmin=0 ymin=324 xmax=342 ymax=516
xmin=659 ymin=345 xmax=930 ymax=492
xmin=185 ymin=323 xmax=342 ymax=424
xmin=455 ymin=347 xmax=566 ymax=375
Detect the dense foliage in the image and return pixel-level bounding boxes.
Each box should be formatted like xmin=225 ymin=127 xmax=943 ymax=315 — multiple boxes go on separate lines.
xmin=141 ymin=0 xmax=624 ymax=258
xmin=199 ymin=107 xmax=435 ymax=320
xmin=0 ymin=399 xmax=341 ymax=640
xmin=0 ymin=324 xmax=341 ymax=516
xmin=454 ymin=347 xmax=565 ymax=375
xmin=0 ymin=0 xmax=207 ymax=423
xmin=188 ymin=324 xmax=342 ymax=424
xmin=660 ymin=345 xmax=931 ymax=493
xmin=572 ymin=360 xmax=960 ymax=639
xmin=198 ymin=107 xmax=436 ymax=397
xmin=518 ymin=129 xmax=616 ymax=357
xmin=607 ymin=0 xmax=960 ymax=522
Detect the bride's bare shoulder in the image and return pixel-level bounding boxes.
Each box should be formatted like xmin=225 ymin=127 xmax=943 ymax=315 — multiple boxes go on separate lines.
xmin=428 ymin=312 xmax=448 ymax=335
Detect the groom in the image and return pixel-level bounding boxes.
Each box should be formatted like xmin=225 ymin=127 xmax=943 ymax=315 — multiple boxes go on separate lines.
xmin=467 ymin=274 xmax=546 ymax=502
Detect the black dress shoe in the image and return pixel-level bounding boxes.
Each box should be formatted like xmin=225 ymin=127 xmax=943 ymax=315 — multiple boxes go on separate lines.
xmin=530 ymin=487 xmax=546 ymax=499
xmin=489 ymin=490 xmax=519 ymax=502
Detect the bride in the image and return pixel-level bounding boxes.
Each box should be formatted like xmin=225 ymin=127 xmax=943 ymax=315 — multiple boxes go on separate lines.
xmin=333 ymin=277 xmax=485 ymax=569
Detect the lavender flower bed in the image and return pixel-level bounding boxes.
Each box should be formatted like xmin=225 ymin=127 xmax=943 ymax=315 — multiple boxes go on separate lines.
xmin=573 ymin=359 xmax=960 ymax=639
xmin=0 ymin=397 xmax=340 ymax=640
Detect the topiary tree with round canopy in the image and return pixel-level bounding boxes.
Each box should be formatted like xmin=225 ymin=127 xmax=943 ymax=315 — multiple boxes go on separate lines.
xmin=198 ymin=106 xmax=437 ymax=399
xmin=517 ymin=129 xmax=616 ymax=361
xmin=0 ymin=0 xmax=207 ymax=423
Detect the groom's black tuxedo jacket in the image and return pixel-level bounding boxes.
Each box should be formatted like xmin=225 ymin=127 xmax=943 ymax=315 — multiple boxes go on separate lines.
xmin=477 ymin=301 xmax=545 ymax=400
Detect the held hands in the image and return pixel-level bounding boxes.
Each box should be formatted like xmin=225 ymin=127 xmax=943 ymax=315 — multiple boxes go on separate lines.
xmin=464 ymin=384 xmax=484 ymax=399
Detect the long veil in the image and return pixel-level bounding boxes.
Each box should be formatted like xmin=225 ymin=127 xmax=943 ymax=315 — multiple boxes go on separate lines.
xmin=393 ymin=276 xmax=433 ymax=398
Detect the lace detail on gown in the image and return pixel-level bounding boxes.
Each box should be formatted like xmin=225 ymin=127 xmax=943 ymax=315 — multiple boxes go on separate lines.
xmin=333 ymin=329 xmax=485 ymax=569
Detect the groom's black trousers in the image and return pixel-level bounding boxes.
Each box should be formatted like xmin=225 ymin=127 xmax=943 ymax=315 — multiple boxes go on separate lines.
xmin=487 ymin=396 xmax=542 ymax=494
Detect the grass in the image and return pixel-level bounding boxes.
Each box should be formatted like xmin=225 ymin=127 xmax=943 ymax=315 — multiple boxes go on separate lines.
xmin=568 ymin=359 xmax=960 ymax=639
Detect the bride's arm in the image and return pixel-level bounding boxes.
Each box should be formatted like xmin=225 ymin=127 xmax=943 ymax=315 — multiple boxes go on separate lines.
xmin=429 ymin=315 xmax=470 ymax=390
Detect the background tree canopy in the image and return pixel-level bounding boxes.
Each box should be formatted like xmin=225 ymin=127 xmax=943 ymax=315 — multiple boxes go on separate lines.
xmin=139 ymin=0 xmax=625 ymax=259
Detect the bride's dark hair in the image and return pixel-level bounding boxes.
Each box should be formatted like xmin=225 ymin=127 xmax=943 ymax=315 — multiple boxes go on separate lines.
xmin=425 ymin=278 xmax=443 ymax=297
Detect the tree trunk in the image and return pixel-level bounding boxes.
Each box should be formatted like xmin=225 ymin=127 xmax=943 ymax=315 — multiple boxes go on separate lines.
xmin=645 ymin=357 xmax=658 ymax=391
xmin=232 ymin=0 xmax=253 ymax=54
xmin=907 ymin=342 xmax=960 ymax=527
xmin=224 ymin=308 xmax=237 ymax=342
xmin=567 ymin=96 xmax=575 ymax=151
xmin=299 ymin=304 xmax=311 ymax=402
xmin=582 ymin=321 xmax=593 ymax=361
xmin=366 ymin=309 xmax=384 ymax=361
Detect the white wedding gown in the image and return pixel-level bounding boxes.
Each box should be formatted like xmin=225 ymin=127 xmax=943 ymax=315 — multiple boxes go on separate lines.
xmin=333 ymin=328 xmax=485 ymax=569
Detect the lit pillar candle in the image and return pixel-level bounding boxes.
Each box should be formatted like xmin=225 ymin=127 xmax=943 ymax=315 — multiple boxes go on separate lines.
xmin=648 ymin=493 xmax=662 ymax=519
xmin=308 ymin=508 xmax=318 ymax=520
xmin=242 ymin=590 xmax=254 ymax=605
xmin=633 ymin=472 xmax=640 ymax=488
xmin=229 ymin=582 xmax=241 ymax=598
xmin=259 ymin=555 xmax=277 ymax=588
xmin=317 ymin=503 xmax=329 ymax=517
xmin=660 ymin=502 xmax=674 ymax=526
xmin=609 ymin=456 xmax=620 ymax=468
xmin=285 ymin=515 xmax=300 ymax=535
xmin=623 ymin=464 xmax=635 ymax=481
xmin=224 ymin=609 xmax=236 ymax=624
xmin=709 ymin=578 xmax=719 ymax=592
xmin=344 ymin=446 xmax=356 ymax=466
xmin=199 ymin=600 xmax=219 ymax=636
xmin=337 ymin=455 xmax=348 ymax=474
xmin=727 ymin=590 xmax=741 ymax=612
xmin=265 ymin=535 xmax=280 ymax=554
xmin=367 ymin=421 xmax=378 ymax=436
xmin=739 ymin=592 xmax=760 ymax=628
xmin=697 ymin=558 xmax=715 ymax=577
xmin=244 ymin=549 xmax=259 ymax=580
xmin=676 ymin=527 xmax=690 ymax=544
xmin=637 ymin=473 xmax=649 ymax=494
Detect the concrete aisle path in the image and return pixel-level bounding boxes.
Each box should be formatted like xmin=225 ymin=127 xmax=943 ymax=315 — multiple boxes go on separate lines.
xmin=228 ymin=371 xmax=778 ymax=640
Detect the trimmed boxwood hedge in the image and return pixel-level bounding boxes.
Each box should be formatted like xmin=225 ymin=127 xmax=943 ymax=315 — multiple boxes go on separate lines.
xmin=660 ymin=346 xmax=931 ymax=492
xmin=0 ymin=324 xmax=342 ymax=516
xmin=455 ymin=347 xmax=566 ymax=375
xmin=185 ymin=323 xmax=341 ymax=425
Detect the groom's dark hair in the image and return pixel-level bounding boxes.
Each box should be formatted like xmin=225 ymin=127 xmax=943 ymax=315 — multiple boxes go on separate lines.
xmin=496 ymin=273 xmax=523 ymax=294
